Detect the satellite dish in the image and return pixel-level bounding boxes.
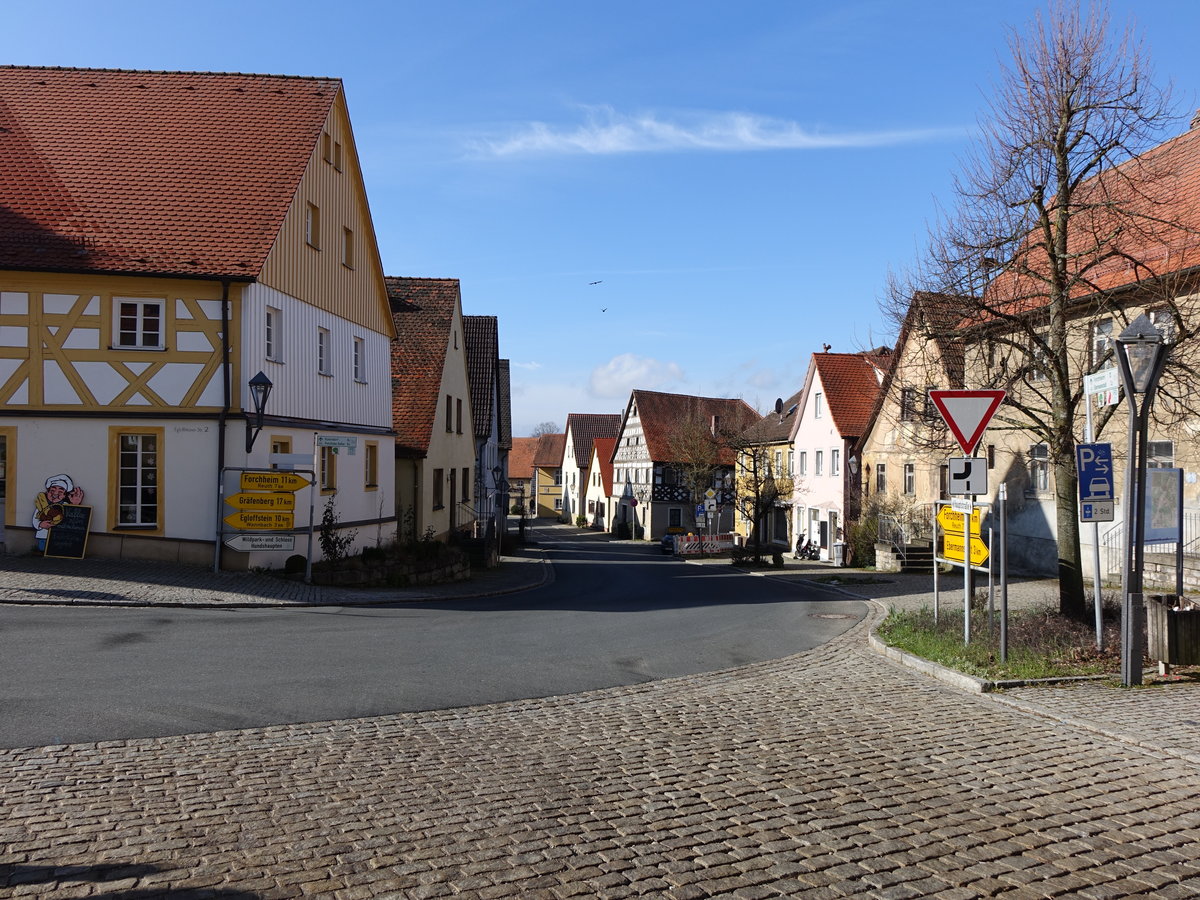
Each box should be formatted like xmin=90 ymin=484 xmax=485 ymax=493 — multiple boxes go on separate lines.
xmin=774 ymin=398 xmax=783 ymax=415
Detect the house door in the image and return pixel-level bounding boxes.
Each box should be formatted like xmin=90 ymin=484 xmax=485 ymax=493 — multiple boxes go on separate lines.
xmin=829 ymin=511 xmax=839 ymax=546
xmin=818 ymin=518 xmax=829 ymax=550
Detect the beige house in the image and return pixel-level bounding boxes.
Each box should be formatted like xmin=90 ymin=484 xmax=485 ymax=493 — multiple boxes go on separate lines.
xmin=387 ymin=278 xmax=477 ymax=542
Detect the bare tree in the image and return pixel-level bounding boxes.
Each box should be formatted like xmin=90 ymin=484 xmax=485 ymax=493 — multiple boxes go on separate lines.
xmin=665 ymin=417 xmax=723 ymax=507
xmin=530 ymin=421 xmax=560 ymax=438
xmin=890 ymin=3 xmax=1200 ymax=619
xmin=724 ymin=436 xmax=780 ymax=563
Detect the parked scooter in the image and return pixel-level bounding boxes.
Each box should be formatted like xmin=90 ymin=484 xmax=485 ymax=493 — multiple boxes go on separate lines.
xmin=793 ymin=535 xmax=821 ymax=560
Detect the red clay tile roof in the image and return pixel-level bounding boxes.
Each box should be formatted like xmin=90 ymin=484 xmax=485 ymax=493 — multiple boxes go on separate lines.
xmin=738 ymin=388 xmax=805 ymax=445
xmin=532 ymin=433 xmax=566 ymax=468
xmin=0 ymin=66 xmax=341 ymax=278
xmin=813 ymin=352 xmax=887 ymax=438
xmin=463 ymin=315 xmax=498 ymax=439
xmin=565 ymin=413 xmax=622 ymax=471
xmin=631 ymin=390 xmax=760 ymax=466
xmin=591 ymin=437 xmax=617 ymax=495
xmin=497 ymin=359 xmax=512 ymax=451
xmin=508 ymin=437 xmax=538 ymax=480
xmin=976 ymin=125 xmax=1200 ymax=321
xmin=386 ymin=277 xmax=460 ymax=457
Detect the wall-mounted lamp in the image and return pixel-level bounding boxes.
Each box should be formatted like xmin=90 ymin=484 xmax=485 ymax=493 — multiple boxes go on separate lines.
xmin=245 ymin=370 xmax=273 ymax=453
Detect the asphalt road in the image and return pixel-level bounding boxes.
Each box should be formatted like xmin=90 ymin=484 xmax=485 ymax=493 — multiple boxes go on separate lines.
xmin=0 ymin=531 xmax=864 ymax=748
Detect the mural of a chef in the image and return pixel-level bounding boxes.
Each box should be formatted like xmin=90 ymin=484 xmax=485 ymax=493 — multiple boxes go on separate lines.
xmin=33 ymin=474 xmax=85 ymax=551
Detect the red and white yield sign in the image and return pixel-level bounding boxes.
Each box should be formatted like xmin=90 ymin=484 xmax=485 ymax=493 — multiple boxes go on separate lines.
xmin=928 ymin=390 xmax=1006 ymax=456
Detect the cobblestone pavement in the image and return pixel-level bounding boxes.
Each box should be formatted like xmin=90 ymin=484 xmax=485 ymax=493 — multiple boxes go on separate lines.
xmin=4 ymin=529 xmax=1200 ymax=897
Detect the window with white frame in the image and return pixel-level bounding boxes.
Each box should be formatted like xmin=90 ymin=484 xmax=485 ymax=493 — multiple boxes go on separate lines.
xmin=116 ymin=431 xmax=159 ymax=526
xmin=114 ymin=299 xmax=164 ymax=349
xmin=321 ymin=445 xmax=338 ymax=492
xmin=1091 ymin=318 xmax=1114 ymax=369
xmin=353 ymin=337 xmax=365 ymax=381
xmin=1148 ymin=440 xmax=1175 ymax=468
xmin=1029 ymin=444 xmax=1049 ymax=492
xmin=1149 ymin=308 xmax=1177 ymax=343
xmin=814 ymin=393 xmax=823 ymax=418
xmin=876 ymin=464 xmax=887 ymax=493
xmin=799 ymin=452 xmax=807 ymax=476
xmin=265 ymin=307 xmax=282 ymax=361
xmin=831 ymin=449 xmax=840 ymax=476
xmin=787 ymin=450 xmax=794 ymax=475
xmin=815 ymin=451 xmax=824 ymax=476
xmin=903 ymin=462 xmax=915 ymax=495
xmin=1029 ymin=332 xmax=1049 ymax=381
xmin=317 ymin=328 xmax=331 ymax=375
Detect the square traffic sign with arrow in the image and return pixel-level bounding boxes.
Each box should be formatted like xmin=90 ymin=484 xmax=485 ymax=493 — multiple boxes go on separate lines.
xmin=947 ymin=457 xmax=987 ymax=496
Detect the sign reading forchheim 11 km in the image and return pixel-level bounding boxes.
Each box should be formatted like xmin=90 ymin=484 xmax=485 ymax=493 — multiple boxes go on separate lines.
xmin=240 ymin=471 xmax=311 ymax=492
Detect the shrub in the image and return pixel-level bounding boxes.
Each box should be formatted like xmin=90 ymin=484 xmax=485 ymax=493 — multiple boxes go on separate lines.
xmin=575 ymin=514 xmax=588 ymax=527
xmin=318 ymin=494 xmax=358 ymax=564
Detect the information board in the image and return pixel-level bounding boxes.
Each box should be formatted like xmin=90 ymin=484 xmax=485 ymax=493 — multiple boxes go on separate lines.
xmin=43 ymin=504 xmax=92 ymax=559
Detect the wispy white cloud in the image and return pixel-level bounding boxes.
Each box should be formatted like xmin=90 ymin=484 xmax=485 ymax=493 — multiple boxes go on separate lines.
xmin=472 ymin=105 xmax=960 ymax=158
xmin=588 ymin=353 xmax=684 ymax=399
xmin=510 ymin=361 xmax=542 ymax=371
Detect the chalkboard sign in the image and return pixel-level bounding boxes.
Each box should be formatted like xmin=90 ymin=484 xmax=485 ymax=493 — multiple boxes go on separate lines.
xmin=44 ymin=504 xmax=92 ymax=559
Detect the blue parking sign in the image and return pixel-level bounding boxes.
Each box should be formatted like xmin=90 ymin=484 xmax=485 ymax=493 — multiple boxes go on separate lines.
xmin=1076 ymin=442 xmax=1115 ymax=522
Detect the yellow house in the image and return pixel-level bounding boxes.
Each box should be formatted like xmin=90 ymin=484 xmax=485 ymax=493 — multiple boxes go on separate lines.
xmin=0 ymin=67 xmax=396 ymax=567
xmin=732 ymin=390 xmax=802 ymax=550
xmin=532 ymin=433 xmax=566 ymax=518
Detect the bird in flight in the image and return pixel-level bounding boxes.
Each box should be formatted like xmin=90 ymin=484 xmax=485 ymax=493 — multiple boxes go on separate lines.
xmin=601 ymin=308 xmax=607 ymax=313
xmin=589 ymin=280 xmax=602 ymax=285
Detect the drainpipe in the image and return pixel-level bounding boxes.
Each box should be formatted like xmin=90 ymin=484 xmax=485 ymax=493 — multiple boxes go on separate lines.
xmin=212 ymin=279 xmax=232 ymax=573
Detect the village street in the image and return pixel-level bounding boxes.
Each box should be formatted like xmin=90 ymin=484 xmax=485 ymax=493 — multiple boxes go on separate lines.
xmin=4 ymin=526 xmax=1200 ymax=897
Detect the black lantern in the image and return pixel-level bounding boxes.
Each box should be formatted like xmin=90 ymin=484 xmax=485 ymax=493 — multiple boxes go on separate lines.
xmin=245 ymin=370 xmax=273 ymax=453
xmin=1113 ymin=313 xmax=1168 ymax=686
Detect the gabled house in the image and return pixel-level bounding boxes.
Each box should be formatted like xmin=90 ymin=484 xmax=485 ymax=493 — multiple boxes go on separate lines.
xmin=385 ymin=277 xmax=475 ymax=542
xmin=463 ymin=315 xmax=510 ymax=543
xmin=584 ymin=436 xmax=617 ymax=530
xmin=733 ymin=389 xmax=804 ymax=551
xmin=531 ymin=433 xmax=566 ymax=518
xmin=507 ymin=437 xmax=537 ymax=517
xmin=0 ymin=66 xmax=396 ymax=567
xmin=792 ymin=350 xmax=888 ymax=560
xmin=560 ymin=413 xmax=621 ymax=525
xmin=612 ymin=390 xmax=758 ymax=540
xmin=855 ymin=296 xmax=962 ymax=558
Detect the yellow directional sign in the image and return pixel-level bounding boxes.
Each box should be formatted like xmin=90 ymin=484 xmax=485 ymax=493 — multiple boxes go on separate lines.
xmin=240 ymin=471 xmax=311 ymax=492
xmin=225 ymin=492 xmax=296 ymax=512
xmin=943 ymin=533 xmax=989 ymax=566
xmin=937 ymin=504 xmax=982 ymax=536
xmin=224 ymin=510 xmax=294 ymax=531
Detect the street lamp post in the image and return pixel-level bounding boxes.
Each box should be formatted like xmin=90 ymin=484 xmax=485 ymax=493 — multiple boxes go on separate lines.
xmin=1113 ymin=314 xmax=1168 ymax=687
xmin=245 ymin=371 xmax=273 ymax=453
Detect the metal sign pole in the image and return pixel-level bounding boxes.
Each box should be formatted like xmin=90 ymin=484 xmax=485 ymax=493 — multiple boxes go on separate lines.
xmin=1085 ymin=392 xmax=1103 ymax=650
xmin=964 ymin=496 xmax=972 ymax=644
xmin=933 ymin=521 xmax=940 ymax=624
xmin=1000 ymin=483 xmax=1008 ymax=663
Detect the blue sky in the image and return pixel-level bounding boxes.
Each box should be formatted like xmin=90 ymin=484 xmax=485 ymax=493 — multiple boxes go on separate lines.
xmin=9 ymin=1 xmax=1200 ymax=435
